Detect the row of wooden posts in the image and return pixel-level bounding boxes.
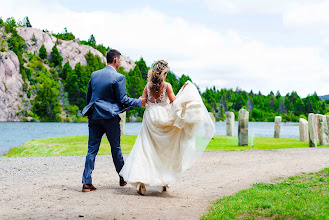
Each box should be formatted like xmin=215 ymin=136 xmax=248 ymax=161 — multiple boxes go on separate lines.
xmin=120 ymin=110 xmax=328 ymax=148
xmin=223 ymin=110 xmax=329 ymax=147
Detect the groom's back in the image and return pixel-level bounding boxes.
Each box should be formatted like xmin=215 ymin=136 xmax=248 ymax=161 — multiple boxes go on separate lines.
xmin=87 ymin=66 xmax=125 ymax=119
xmin=91 ymin=66 xmax=121 ymax=101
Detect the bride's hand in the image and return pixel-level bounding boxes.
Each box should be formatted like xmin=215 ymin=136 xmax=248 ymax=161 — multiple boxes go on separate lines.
xmin=182 ymin=81 xmax=189 ymax=89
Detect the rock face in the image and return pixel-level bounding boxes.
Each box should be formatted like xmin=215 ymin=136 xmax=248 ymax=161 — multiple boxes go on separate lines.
xmin=226 ymin=112 xmax=234 ymax=136
xmin=119 ymin=112 xmax=126 ymax=136
xmin=0 ymin=51 xmax=30 ymax=121
xmin=319 ymin=115 xmax=329 ymax=146
xmin=238 ymin=109 xmax=249 ymax=146
xmin=17 ymin=27 xmax=135 ymax=72
xmin=308 ymin=113 xmax=317 ymax=148
xmin=208 ymin=112 xmax=216 ymax=125
xmin=274 ymin=116 xmax=282 ymax=138
xmin=0 ymin=27 xmax=138 ymax=121
xmin=299 ymin=118 xmax=309 ymax=142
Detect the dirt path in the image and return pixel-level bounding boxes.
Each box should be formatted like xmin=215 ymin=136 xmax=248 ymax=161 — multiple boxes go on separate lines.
xmin=1 ymin=148 xmax=329 ymax=219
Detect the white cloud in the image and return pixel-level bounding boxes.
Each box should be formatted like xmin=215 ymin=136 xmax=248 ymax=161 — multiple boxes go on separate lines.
xmin=1 ymin=0 xmax=329 ymax=97
xmin=283 ymin=0 xmax=329 ymax=26
xmin=192 ymin=0 xmax=318 ymax=15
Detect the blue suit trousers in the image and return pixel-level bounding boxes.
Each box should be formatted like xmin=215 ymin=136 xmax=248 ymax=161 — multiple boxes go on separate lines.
xmin=82 ymin=116 xmax=124 ymax=184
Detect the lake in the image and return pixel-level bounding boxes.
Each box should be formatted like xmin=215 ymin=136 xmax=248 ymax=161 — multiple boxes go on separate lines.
xmin=0 ymin=121 xmax=300 ymax=155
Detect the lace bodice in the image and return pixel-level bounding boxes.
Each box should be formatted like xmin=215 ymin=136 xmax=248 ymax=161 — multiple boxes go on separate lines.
xmin=147 ymin=83 xmax=168 ymax=104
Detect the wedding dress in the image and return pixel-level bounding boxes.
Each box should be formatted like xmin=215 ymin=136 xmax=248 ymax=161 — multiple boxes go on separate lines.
xmin=119 ymin=81 xmax=215 ymax=192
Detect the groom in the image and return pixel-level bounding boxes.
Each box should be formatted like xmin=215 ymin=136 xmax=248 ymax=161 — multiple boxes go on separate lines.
xmin=81 ymin=49 xmax=146 ymax=192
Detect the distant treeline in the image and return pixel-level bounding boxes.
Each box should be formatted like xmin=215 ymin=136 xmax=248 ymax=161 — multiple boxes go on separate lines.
xmin=1 ymin=16 xmax=328 ymax=122
xmin=202 ymin=87 xmax=329 ymax=122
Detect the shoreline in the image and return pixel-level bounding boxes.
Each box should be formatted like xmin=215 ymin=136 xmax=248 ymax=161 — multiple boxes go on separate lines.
xmin=0 ymin=121 xmax=303 ymax=156
xmin=2 ymin=135 xmax=315 ymax=158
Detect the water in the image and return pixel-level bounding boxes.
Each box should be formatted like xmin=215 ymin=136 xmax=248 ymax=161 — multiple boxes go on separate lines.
xmin=0 ymin=121 xmax=299 ymax=155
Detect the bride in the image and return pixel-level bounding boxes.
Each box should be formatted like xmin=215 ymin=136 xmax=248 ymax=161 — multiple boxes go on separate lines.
xmin=119 ymin=60 xmax=215 ymax=195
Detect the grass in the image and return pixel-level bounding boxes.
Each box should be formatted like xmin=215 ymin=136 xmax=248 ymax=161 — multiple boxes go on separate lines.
xmin=3 ymin=135 xmax=327 ymax=157
xmin=4 ymin=135 xmax=137 ymax=157
xmin=201 ymin=168 xmax=329 ymax=219
xmin=206 ymin=136 xmax=314 ymax=151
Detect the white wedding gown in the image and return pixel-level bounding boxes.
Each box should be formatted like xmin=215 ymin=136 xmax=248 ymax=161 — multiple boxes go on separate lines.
xmin=119 ymin=81 xmax=215 ymax=192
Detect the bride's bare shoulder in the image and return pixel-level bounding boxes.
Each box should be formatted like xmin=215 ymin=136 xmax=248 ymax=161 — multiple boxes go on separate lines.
xmin=165 ymin=82 xmax=174 ymax=94
xmin=165 ymin=82 xmax=172 ymax=89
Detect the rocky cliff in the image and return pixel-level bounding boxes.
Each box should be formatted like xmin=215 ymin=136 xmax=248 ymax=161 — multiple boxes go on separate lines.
xmin=17 ymin=27 xmax=135 ymax=71
xmin=0 ymin=27 xmax=136 ymax=121
xmin=0 ymin=51 xmax=29 ymax=121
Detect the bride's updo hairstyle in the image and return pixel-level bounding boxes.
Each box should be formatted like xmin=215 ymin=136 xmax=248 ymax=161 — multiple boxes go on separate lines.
xmin=147 ymin=60 xmax=170 ymax=94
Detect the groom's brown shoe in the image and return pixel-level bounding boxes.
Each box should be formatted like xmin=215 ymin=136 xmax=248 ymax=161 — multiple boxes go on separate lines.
xmin=119 ymin=176 xmax=127 ymax=186
xmin=82 ymin=184 xmax=97 ymax=192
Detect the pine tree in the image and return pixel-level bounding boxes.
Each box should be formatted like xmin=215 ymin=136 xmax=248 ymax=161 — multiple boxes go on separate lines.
xmin=61 ymin=61 xmax=72 ymax=81
xmin=127 ymin=65 xmax=145 ymax=98
xmin=136 ymin=57 xmax=149 ymax=80
xmin=39 ymin=44 xmax=47 ymax=59
xmin=88 ymin=34 xmax=96 ymax=47
xmin=24 ymin=16 xmax=32 ymax=27
xmin=51 ymin=45 xmax=63 ymax=67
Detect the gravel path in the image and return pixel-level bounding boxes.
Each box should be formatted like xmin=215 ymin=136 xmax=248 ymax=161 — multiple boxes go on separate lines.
xmin=1 ymin=148 xmax=329 ymax=220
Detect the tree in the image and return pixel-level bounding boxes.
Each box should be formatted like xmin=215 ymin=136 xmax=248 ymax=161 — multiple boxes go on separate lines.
xmin=135 ymin=57 xmax=149 ymax=80
xmin=32 ymin=77 xmax=61 ymax=121
xmin=65 ymin=63 xmax=81 ymax=107
xmin=51 ymin=45 xmax=63 ymax=67
xmin=88 ymin=34 xmax=96 ymax=47
xmin=0 ymin=17 xmax=4 ymax=26
xmin=127 ymin=65 xmax=145 ymax=98
xmin=23 ymin=16 xmax=32 ymax=27
xmin=61 ymin=61 xmax=72 ymax=81
xmin=39 ymin=44 xmax=47 ymax=59
xmin=5 ymin=17 xmax=17 ymax=34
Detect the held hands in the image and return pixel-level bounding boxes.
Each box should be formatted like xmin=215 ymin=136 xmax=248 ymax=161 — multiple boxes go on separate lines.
xmin=139 ymin=97 xmax=147 ymax=108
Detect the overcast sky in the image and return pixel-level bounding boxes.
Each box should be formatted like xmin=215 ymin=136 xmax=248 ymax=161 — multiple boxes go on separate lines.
xmin=1 ymin=0 xmax=329 ymax=97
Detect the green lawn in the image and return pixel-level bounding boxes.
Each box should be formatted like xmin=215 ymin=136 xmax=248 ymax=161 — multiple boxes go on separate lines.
xmin=201 ymin=168 xmax=329 ymax=219
xmin=3 ymin=135 xmax=326 ymax=157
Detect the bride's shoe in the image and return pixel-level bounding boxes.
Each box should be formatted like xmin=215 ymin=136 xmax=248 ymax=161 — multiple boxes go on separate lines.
xmin=137 ymin=183 xmax=146 ymax=195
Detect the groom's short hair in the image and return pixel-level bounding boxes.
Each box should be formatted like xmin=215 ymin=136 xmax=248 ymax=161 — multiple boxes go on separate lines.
xmin=107 ymin=49 xmax=121 ymax=64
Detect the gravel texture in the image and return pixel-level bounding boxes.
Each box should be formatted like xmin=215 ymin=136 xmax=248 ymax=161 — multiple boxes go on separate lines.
xmin=1 ymin=148 xmax=329 ymax=219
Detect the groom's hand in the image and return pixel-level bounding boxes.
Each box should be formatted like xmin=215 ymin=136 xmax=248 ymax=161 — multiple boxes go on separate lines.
xmin=139 ymin=97 xmax=147 ymax=108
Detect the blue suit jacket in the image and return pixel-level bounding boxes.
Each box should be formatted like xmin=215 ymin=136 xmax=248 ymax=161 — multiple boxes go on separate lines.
xmin=82 ymin=66 xmax=141 ymax=119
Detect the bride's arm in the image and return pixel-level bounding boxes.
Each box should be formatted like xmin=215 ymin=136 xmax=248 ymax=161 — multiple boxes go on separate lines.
xmin=167 ymin=83 xmax=176 ymax=103
xmin=142 ymin=84 xmax=148 ymax=99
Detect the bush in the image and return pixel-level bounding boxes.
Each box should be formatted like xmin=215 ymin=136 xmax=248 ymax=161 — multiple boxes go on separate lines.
xmin=80 ymin=34 xmax=110 ymax=56
xmin=53 ymin=27 xmax=75 ymax=41
xmin=69 ymin=105 xmax=79 ymax=115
